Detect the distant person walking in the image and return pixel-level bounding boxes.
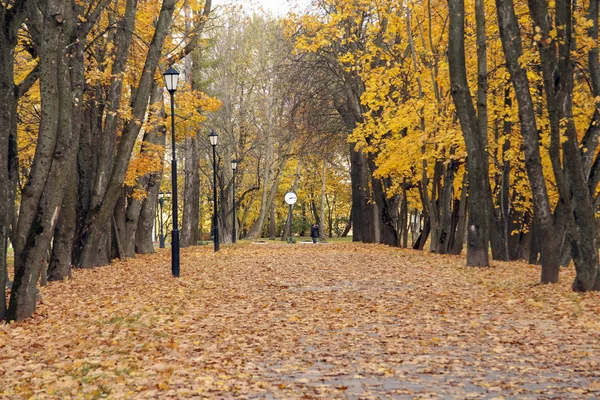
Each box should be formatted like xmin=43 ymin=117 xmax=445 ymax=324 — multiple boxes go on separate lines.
xmin=310 ymin=223 xmax=319 ymax=244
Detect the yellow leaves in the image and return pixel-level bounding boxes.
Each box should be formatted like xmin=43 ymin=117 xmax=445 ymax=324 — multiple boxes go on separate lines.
xmin=124 ymin=142 xmax=165 ymax=190
xmin=170 ymin=86 xmax=221 ymax=141
xmin=84 ymin=66 xmax=112 ymax=86
xmin=337 ymin=51 xmax=355 ymax=65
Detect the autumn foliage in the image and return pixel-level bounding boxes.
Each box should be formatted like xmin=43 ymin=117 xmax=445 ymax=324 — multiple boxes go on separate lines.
xmin=1 ymin=244 xmax=600 ymax=397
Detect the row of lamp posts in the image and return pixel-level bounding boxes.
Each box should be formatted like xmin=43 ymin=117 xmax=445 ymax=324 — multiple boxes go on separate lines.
xmin=163 ymin=67 xmax=239 ymax=277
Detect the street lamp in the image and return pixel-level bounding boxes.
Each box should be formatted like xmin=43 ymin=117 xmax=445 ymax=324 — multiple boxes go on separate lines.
xmin=231 ymin=159 xmax=238 ymax=244
xmin=158 ymin=191 xmax=166 ymax=248
xmin=209 ymin=130 xmax=219 ymax=252
xmin=163 ymin=67 xmax=180 ymax=277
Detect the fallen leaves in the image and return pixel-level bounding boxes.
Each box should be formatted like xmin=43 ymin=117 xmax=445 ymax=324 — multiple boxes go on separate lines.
xmin=1 ymin=243 xmax=600 ymax=398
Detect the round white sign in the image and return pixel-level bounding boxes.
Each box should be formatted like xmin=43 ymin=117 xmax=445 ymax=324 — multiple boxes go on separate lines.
xmin=284 ymin=192 xmax=297 ymax=205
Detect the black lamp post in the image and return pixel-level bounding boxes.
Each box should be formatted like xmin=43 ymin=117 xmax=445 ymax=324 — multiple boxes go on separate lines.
xmin=163 ymin=67 xmax=180 ymax=277
xmin=231 ymin=159 xmax=238 ymax=244
xmin=209 ymin=130 xmax=219 ymax=252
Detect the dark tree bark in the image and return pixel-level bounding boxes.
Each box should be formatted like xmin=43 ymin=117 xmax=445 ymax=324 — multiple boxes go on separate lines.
xmin=495 ymin=0 xmax=562 ymax=282
xmin=76 ymin=0 xmax=177 ymax=269
xmin=365 ymin=153 xmax=399 ymax=246
xmin=71 ymin=0 xmax=137 ymax=267
xmin=9 ymin=0 xmax=80 ymax=321
xmin=341 ymin=208 xmax=352 ymax=237
xmin=350 ymin=143 xmax=376 ymax=242
xmin=112 ymin=191 xmax=127 ymax=261
xmin=543 ymin=0 xmax=599 ymax=291
xmin=490 ymin=87 xmax=513 ymax=261
xmin=413 ymin=217 xmax=431 ymax=251
xmin=400 ymin=185 xmax=409 ymax=248
xmin=48 ymin=168 xmax=76 ymax=281
xmin=500 ymin=0 xmax=600 ymax=289
xmin=48 ymin=30 xmax=87 ymax=281
xmin=136 ymin=157 xmax=165 ymax=254
xmin=450 ymin=174 xmax=468 ymax=255
xmin=218 ymin=162 xmax=234 ymax=245
xmin=438 ymin=159 xmax=457 ymax=254
xmin=0 ymin=0 xmax=31 ymax=320
xmin=135 ymin=169 xmax=164 ymax=254
xmin=448 ymin=0 xmax=491 ymax=266
xmin=91 ymin=0 xmax=138 ymax=213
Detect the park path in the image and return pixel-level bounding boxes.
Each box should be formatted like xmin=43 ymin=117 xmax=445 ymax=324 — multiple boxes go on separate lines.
xmin=1 ymin=242 xmax=600 ymax=399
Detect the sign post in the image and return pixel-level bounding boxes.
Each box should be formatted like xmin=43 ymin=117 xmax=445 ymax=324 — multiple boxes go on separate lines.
xmin=284 ymin=192 xmax=297 ymax=244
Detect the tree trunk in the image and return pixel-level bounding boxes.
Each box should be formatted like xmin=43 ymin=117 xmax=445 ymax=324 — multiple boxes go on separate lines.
xmin=269 ymin=204 xmax=276 ymax=240
xmin=76 ymin=0 xmax=177 ymax=268
xmin=181 ymin=133 xmax=200 ymax=247
xmin=48 ymin=168 xmax=76 ymax=281
xmin=450 ymin=174 xmax=468 ymax=255
xmin=449 ymin=0 xmax=491 ymax=266
xmin=0 ymin=0 xmax=30 ymax=320
xmin=136 ymin=168 xmax=164 ymax=253
xmin=181 ymin=0 xmax=198 ymax=248
xmin=495 ymin=0 xmax=562 ymax=282
xmin=401 ymin=186 xmax=409 ymax=248
xmin=366 ymin=153 xmax=399 ymax=246
xmin=319 ymin=160 xmax=327 ymax=239
xmin=413 ymin=217 xmax=431 ymax=250
xmin=9 ymin=0 xmax=79 ymax=321
xmin=542 ymin=0 xmax=599 ymax=291
xmin=498 ymin=88 xmax=513 ymax=260
xmin=47 ymin=22 xmax=87 ymax=281
xmin=341 ymin=208 xmax=352 ymax=237
xmin=327 ymin=193 xmax=333 ymax=238
xmin=135 ymin=85 xmax=167 ymax=254
xmin=246 ymin=134 xmax=273 ymax=240
xmin=350 ymin=143 xmax=376 ymax=242
xmin=112 ymin=191 xmax=127 ymax=261
xmin=427 ymin=161 xmax=442 ymax=252
xmin=438 ymin=159 xmax=456 ymax=254
xmin=246 ymin=150 xmax=289 ymax=239
xmin=90 ymin=0 xmax=138 ymax=216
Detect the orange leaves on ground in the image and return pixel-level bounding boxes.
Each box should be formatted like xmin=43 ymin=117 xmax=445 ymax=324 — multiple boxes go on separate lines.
xmin=1 ymin=244 xmax=600 ymax=398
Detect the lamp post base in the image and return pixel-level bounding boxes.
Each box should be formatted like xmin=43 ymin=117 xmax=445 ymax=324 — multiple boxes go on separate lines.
xmin=172 ymin=229 xmax=180 ymax=277
xmin=214 ymin=229 xmax=220 ymax=252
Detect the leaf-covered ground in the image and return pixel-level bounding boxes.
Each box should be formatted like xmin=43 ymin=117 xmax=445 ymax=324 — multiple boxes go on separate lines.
xmin=1 ymin=243 xmax=600 ymax=399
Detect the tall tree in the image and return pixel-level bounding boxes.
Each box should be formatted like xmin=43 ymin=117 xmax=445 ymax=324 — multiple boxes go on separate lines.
xmin=526 ymin=0 xmax=600 ymax=290
xmin=9 ymin=0 xmax=81 ymax=321
xmin=0 ymin=0 xmax=31 ymax=320
xmin=448 ymin=0 xmax=492 ymax=266
xmin=76 ymin=0 xmax=177 ymax=269
xmin=495 ymin=0 xmax=569 ymax=283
